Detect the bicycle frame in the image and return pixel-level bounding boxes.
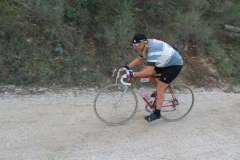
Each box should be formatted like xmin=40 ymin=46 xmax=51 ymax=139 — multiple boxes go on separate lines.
xmin=114 ymin=85 xmax=129 ymax=108
xmin=113 ymin=69 xmax=179 ymax=109
xmin=135 ymin=77 xmax=179 ymax=110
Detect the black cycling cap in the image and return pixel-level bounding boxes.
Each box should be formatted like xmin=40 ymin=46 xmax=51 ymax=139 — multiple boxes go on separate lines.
xmin=131 ymin=33 xmax=147 ymax=44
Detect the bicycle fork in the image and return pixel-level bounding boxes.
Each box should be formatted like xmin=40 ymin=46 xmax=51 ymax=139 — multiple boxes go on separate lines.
xmin=113 ymin=85 xmax=129 ymax=108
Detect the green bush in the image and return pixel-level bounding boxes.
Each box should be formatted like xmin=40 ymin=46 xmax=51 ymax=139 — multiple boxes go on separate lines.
xmin=0 ymin=0 xmax=240 ymax=87
xmin=205 ymin=41 xmax=233 ymax=77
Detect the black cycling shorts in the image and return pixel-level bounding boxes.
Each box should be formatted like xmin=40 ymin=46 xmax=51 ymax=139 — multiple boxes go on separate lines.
xmin=154 ymin=65 xmax=182 ymax=84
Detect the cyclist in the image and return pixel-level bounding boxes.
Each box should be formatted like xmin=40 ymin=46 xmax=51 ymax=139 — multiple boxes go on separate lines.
xmin=122 ymin=33 xmax=183 ymax=122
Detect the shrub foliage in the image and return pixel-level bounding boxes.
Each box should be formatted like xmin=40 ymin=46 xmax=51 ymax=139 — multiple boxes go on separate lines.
xmin=0 ymin=0 xmax=240 ymax=86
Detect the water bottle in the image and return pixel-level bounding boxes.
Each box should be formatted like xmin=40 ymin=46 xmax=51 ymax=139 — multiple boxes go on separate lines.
xmin=139 ymin=87 xmax=152 ymax=102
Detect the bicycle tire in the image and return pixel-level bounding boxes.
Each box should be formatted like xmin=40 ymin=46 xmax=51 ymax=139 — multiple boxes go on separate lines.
xmin=161 ymin=83 xmax=194 ymax=122
xmin=93 ymin=84 xmax=138 ymax=125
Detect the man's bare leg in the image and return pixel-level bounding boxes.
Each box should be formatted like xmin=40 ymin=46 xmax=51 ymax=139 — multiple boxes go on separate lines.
xmin=156 ymin=81 xmax=168 ymax=110
xmin=145 ymin=80 xmax=168 ymax=122
xmin=149 ymin=77 xmax=158 ymax=86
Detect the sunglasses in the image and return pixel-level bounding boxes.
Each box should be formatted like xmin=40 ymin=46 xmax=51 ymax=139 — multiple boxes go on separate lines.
xmin=133 ymin=43 xmax=140 ymax=48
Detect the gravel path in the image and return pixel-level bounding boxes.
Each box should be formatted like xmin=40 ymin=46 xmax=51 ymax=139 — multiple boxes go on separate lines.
xmin=0 ymin=88 xmax=240 ymax=160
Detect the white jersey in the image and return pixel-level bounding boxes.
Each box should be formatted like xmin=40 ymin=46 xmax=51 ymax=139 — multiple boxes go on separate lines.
xmin=145 ymin=39 xmax=183 ymax=67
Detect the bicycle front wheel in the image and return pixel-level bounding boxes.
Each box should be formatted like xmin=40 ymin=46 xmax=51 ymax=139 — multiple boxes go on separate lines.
xmin=93 ymin=84 xmax=138 ymax=125
xmin=161 ymin=83 xmax=194 ymax=122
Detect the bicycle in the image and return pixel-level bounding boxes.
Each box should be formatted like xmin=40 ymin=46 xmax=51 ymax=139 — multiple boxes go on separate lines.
xmin=93 ymin=69 xmax=194 ymax=125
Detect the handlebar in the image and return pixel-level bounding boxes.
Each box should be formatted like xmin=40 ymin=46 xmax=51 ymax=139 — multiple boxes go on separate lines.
xmin=112 ymin=69 xmax=161 ymax=86
xmin=120 ymin=74 xmax=131 ymax=86
xmin=112 ymin=69 xmax=132 ymax=86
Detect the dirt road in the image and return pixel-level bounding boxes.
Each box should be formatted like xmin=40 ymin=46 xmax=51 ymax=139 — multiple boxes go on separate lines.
xmin=0 ymin=87 xmax=240 ymax=160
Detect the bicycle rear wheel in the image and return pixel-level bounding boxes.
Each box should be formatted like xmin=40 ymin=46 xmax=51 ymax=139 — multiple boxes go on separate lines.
xmin=93 ymin=84 xmax=138 ymax=125
xmin=161 ymin=83 xmax=194 ymax=122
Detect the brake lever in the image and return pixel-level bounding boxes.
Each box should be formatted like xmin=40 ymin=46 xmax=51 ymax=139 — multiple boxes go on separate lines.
xmin=112 ymin=69 xmax=117 ymax=77
xmin=115 ymin=69 xmax=122 ymax=84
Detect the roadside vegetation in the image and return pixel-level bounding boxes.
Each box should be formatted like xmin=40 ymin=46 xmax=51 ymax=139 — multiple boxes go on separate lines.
xmin=0 ymin=0 xmax=240 ymax=88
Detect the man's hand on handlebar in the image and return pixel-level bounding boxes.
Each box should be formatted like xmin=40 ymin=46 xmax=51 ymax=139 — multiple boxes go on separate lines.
xmin=124 ymin=70 xmax=134 ymax=77
xmin=120 ymin=65 xmax=130 ymax=71
xmin=119 ymin=65 xmax=134 ymax=77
